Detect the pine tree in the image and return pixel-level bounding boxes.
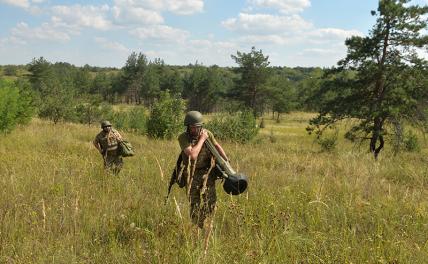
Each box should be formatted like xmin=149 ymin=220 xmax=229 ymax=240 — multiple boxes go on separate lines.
xmin=308 ymin=0 xmax=428 ymax=158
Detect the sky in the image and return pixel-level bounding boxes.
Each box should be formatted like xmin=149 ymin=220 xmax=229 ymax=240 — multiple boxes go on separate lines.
xmin=0 ymin=0 xmax=427 ymax=68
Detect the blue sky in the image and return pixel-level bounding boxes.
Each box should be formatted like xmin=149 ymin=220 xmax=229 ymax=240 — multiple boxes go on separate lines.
xmin=0 ymin=0 xmax=427 ymax=68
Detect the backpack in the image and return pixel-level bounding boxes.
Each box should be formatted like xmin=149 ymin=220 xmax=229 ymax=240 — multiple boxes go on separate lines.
xmin=118 ymin=140 xmax=135 ymax=157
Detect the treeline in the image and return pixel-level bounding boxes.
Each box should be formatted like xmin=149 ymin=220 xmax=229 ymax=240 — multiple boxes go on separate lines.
xmin=1 ymin=48 xmax=294 ymax=141
xmin=0 ymin=49 xmax=322 ymax=141
xmin=0 ymin=50 xmax=322 ymax=116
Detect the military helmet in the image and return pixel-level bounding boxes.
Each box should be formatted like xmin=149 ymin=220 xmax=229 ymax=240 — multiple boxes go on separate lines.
xmin=100 ymin=120 xmax=112 ymax=128
xmin=184 ymin=111 xmax=203 ymax=126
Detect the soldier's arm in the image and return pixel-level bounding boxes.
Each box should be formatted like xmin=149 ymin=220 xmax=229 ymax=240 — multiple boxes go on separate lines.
xmin=183 ymin=130 xmax=208 ymax=161
xmin=93 ymin=138 xmax=102 ymax=154
xmin=207 ymin=130 xmax=229 ymax=162
xmin=214 ymin=143 xmax=229 ymax=162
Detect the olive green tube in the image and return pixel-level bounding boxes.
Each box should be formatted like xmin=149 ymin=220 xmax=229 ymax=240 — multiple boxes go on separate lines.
xmin=204 ymin=139 xmax=236 ymax=177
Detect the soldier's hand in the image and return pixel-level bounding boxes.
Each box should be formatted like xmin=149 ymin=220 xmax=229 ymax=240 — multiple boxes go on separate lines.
xmin=199 ymin=129 xmax=209 ymax=141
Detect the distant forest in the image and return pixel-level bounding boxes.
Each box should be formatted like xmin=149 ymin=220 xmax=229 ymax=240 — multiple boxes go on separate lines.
xmin=0 ymin=49 xmax=322 ymax=118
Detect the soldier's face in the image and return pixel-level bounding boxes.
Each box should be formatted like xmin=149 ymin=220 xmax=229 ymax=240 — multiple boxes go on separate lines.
xmin=189 ymin=125 xmax=202 ymax=137
xmin=103 ymin=126 xmax=112 ymax=132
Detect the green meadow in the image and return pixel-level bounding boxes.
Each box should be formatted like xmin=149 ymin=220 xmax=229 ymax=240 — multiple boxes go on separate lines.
xmin=0 ymin=113 xmax=427 ymax=263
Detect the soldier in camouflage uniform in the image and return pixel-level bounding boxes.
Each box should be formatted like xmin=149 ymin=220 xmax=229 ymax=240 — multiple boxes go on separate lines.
xmin=178 ymin=111 xmax=229 ymax=229
xmin=93 ymin=120 xmax=124 ymax=175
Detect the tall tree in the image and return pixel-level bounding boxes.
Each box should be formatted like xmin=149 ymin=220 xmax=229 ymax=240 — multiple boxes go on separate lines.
xmin=37 ymin=76 xmax=75 ymax=124
xmin=141 ymin=63 xmax=161 ymax=106
xmin=160 ymin=66 xmax=183 ymax=96
xmin=231 ymin=47 xmax=271 ymax=116
xmin=308 ymin=0 xmax=428 ymax=159
xmin=122 ymin=52 xmax=148 ymax=104
xmin=267 ymin=74 xmax=297 ymax=122
xmin=183 ymin=64 xmax=224 ymax=113
xmin=27 ymin=57 xmax=52 ymax=93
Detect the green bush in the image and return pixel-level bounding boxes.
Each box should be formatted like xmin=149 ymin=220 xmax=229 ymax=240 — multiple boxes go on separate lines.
xmin=37 ymin=79 xmax=74 ymax=124
xmin=147 ymin=92 xmax=185 ymax=139
xmin=403 ymin=131 xmax=420 ymax=152
xmin=0 ymin=79 xmax=35 ymax=133
xmin=110 ymin=111 xmax=130 ymax=131
xmin=316 ymin=129 xmax=338 ymax=152
xmin=205 ymin=110 xmax=258 ymax=143
xmin=72 ymin=102 xmax=147 ymax=135
xmin=73 ymin=102 xmax=104 ymax=125
xmin=128 ymin=107 xmax=147 ymax=135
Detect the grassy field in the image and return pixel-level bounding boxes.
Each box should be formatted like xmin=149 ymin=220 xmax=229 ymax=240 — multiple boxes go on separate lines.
xmin=0 ymin=113 xmax=427 ymax=263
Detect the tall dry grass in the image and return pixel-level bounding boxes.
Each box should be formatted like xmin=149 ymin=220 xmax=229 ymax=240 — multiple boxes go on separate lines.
xmin=0 ymin=114 xmax=427 ymax=263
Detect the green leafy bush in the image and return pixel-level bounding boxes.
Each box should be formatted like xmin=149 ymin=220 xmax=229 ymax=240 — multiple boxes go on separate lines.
xmin=147 ymin=92 xmax=185 ymax=139
xmin=128 ymin=107 xmax=147 ymax=135
xmin=73 ymin=100 xmax=105 ymax=125
xmin=205 ymin=110 xmax=258 ymax=143
xmin=0 ymin=79 xmax=35 ymax=133
xmin=316 ymin=129 xmax=338 ymax=152
xmin=403 ymin=131 xmax=420 ymax=152
xmin=37 ymin=79 xmax=74 ymax=124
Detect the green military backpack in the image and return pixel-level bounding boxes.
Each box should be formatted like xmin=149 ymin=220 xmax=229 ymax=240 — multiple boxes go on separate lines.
xmin=118 ymin=140 xmax=135 ymax=157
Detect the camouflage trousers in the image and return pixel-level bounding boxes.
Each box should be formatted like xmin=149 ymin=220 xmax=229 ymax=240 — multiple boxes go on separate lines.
xmin=189 ymin=167 xmax=217 ymax=229
xmin=103 ymin=150 xmax=123 ymax=175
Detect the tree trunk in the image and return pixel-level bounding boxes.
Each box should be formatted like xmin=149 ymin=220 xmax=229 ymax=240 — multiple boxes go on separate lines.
xmin=370 ymin=117 xmax=384 ymax=159
xmin=251 ymin=85 xmax=257 ymax=117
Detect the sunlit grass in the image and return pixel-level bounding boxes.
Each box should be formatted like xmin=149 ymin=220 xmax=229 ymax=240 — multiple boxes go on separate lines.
xmin=0 ymin=114 xmax=427 ymax=263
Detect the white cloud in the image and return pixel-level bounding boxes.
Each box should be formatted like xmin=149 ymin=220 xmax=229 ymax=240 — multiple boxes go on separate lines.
xmin=10 ymin=22 xmax=72 ymax=42
xmin=165 ymin=0 xmax=204 ymax=15
xmin=230 ymin=28 xmax=362 ymax=48
xmin=112 ymin=5 xmax=164 ymax=25
xmin=130 ymin=25 xmax=190 ymax=43
xmin=291 ymin=45 xmax=349 ymax=66
xmin=113 ymin=0 xmax=203 ymax=15
xmin=222 ymin=13 xmax=312 ymax=33
xmin=188 ymin=39 xmax=238 ymax=52
xmin=235 ymin=34 xmax=295 ymax=45
xmin=51 ymin=5 xmax=112 ymax=30
xmin=156 ymin=38 xmax=239 ymax=65
xmin=309 ymin=28 xmax=363 ymax=40
xmin=300 ymin=48 xmax=340 ymax=55
xmin=0 ymin=35 xmax=27 ymax=46
xmin=0 ymin=0 xmax=46 ymax=9
xmin=249 ymin=0 xmax=311 ymax=14
xmin=0 ymin=0 xmax=30 ymax=8
xmin=130 ymin=0 xmax=204 ymax=15
xmin=94 ymin=37 xmax=129 ymax=53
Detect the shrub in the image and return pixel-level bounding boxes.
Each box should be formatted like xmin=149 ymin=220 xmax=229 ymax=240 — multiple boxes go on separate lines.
xmin=147 ymin=92 xmax=185 ymax=139
xmin=128 ymin=107 xmax=147 ymax=135
xmin=73 ymin=101 xmax=104 ymax=125
xmin=316 ymin=129 xmax=338 ymax=152
xmin=403 ymin=131 xmax=420 ymax=152
xmin=0 ymin=79 xmax=35 ymax=133
xmin=110 ymin=111 xmax=130 ymax=131
xmin=205 ymin=110 xmax=258 ymax=143
xmin=37 ymin=79 xmax=74 ymax=124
